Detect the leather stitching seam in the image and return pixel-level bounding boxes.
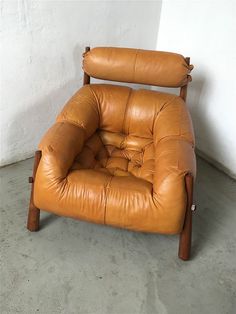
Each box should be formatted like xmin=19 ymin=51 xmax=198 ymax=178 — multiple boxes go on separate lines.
xmin=132 ymin=49 xmax=139 ymax=82
xmin=122 ymin=88 xmax=133 ymax=134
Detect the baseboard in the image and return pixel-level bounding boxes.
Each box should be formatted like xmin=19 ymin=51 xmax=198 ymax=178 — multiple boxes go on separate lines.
xmin=0 ymin=151 xmax=34 ymax=169
xmin=196 ymin=149 xmax=236 ymax=180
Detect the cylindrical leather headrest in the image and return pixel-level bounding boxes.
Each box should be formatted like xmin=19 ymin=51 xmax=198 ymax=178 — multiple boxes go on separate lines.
xmin=83 ymin=47 xmax=193 ymax=88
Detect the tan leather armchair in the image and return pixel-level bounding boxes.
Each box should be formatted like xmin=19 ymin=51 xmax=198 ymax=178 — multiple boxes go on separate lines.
xmin=27 ymin=47 xmax=196 ymax=260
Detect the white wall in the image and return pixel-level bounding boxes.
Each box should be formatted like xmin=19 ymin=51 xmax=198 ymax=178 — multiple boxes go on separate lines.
xmin=156 ymin=0 xmax=236 ymax=178
xmin=0 ymin=0 xmax=162 ymax=166
xmin=2 ymin=0 xmax=236 ymax=178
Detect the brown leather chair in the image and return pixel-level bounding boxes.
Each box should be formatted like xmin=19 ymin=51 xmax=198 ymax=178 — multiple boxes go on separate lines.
xmin=27 ymin=47 xmax=196 ymax=260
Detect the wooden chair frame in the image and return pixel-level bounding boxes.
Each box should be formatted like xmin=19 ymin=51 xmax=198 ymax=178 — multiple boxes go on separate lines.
xmin=27 ymin=47 xmax=196 ymax=261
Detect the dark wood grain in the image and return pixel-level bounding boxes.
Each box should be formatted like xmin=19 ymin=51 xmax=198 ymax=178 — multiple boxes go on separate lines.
xmin=180 ymin=57 xmax=190 ymax=101
xmin=178 ymin=173 xmax=194 ymax=260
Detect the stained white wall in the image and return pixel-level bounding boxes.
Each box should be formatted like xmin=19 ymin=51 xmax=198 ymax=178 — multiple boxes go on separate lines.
xmin=156 ymin=0 xmax=236 ymax=177
xmin=0 ymin=0 xmax=162 ymax=166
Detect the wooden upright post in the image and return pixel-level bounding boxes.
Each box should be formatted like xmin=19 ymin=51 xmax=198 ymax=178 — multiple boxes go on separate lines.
xmin=83 ymin=46 xmax=90 ymax=85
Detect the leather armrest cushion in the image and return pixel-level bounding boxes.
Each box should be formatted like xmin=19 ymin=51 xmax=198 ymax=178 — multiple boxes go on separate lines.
xmin=153 ymin=138 xmax=196 ymax=200
xmin=38 ymin=122 xmax=85 ymax=179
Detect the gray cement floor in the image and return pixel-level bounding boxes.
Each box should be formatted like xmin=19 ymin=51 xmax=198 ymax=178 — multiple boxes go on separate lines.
xmin=0 ymin=157 xmax=236 ymax=314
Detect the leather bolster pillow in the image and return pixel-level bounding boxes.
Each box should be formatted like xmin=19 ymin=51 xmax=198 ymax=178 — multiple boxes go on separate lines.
xmin=83 ymin=47 xmax=194 ymax=88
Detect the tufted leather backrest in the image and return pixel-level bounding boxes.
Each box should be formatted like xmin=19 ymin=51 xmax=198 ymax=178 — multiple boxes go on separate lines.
xmin=58 ymin=84 xmax=194 ymax=141
xmin=56 ymin=84 xmax=194 ymax=184
xmin=83 ymin=47 xmax=193 ymax=88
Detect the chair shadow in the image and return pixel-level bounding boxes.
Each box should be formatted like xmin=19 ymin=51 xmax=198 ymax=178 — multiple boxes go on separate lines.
xmin=40 ymin=213 xmax=60 ymax=230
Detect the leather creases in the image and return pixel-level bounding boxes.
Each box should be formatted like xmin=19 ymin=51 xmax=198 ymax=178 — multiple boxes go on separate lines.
xmin=34 ymin=83 xmax=196 ymax=234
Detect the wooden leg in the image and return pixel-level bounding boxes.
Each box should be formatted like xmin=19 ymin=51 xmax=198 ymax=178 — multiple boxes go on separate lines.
xmin=27 ymin=151 xmax=41 ymax=232
xmin=178 ymin=173 xmax=194 ymax=261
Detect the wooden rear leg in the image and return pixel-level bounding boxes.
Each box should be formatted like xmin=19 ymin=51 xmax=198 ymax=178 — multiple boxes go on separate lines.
xmin=178 ymin=173 xmax=196 ymax=261
xmin=27 ymin=151 xmax=41 ymax=232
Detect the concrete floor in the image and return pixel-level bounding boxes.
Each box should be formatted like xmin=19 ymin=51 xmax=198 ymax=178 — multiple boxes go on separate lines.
xmin=0 ymin=157 xmax=235 ymax=314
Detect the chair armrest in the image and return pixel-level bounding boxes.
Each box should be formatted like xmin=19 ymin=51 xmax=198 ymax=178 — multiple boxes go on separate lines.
xmin=38 ymin=121 xmax=85 ymax=179
xmin=153 ymin=138 xmax=196 ymax=203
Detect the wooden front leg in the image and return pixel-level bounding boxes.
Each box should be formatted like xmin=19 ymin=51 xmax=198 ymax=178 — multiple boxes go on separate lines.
xmin=178 ymin=173 xmax=195 ymax=261
xmin=27 ymin=150 xmax=41 ymax=232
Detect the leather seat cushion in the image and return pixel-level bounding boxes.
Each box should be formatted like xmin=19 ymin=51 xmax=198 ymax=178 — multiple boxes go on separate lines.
xmin=71 ymin=130 xmax=154 ymax=184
